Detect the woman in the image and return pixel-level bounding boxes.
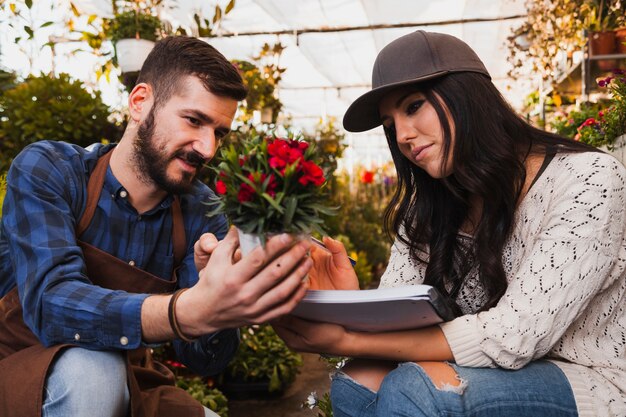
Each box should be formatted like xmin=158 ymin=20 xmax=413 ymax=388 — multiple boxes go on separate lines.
xmin=273 ymin=31 xmax=626 ymax=417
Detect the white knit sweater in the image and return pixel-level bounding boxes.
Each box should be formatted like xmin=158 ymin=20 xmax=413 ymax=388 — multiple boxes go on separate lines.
xmin=379 ymin=151 xmax=626 ymax=417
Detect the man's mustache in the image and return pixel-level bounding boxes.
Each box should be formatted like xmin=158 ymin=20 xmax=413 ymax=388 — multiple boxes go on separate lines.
xmin=176 ymin=150 xmax=208 ymax=168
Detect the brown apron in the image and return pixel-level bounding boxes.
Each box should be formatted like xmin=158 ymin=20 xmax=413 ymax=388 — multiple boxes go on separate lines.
xmin=0 ymin=150 xmax=204 ymax=417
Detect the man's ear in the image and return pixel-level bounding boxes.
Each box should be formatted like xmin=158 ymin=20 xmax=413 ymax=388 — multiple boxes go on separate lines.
xmin=128 ymin=83 xmax=153 ymax=122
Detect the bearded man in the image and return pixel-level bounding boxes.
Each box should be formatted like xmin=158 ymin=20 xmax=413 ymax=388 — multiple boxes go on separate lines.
xmin=0 ymin=36 xmax=312 ymax=417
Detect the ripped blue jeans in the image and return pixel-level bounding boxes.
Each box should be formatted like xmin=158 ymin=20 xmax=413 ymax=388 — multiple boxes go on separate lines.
xmin=330 ymin=361 xmax=578 ymax=417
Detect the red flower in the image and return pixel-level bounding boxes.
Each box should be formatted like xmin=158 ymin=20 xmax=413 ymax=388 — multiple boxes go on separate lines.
xmin=298 ymin=160 xmax=325 ymax=186
xmin=360 ymin=170 xmax=375 ymax=184
xmin=215 ymin=180 xmax=227 ymax=195
xmin=578 ymin=118 xmax=598 ymax=131
xmin=237 ymin=172 xmax=279 ymax=202
xmin=237 ymin=183 xmax=255 ymax=202
xmin=268 ymin=139 xmax=308 ymax=172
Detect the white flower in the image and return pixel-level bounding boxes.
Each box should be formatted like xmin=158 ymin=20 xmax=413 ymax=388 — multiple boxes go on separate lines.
xmin=304 ymin=391 xmax=318 ymax=409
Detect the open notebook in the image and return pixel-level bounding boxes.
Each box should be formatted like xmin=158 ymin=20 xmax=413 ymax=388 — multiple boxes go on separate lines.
xmin=291 ymin=285 xmax=456 ymax=332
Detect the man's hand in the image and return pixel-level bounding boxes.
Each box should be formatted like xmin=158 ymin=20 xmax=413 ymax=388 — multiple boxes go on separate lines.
xmin=309 ymin=236 xmax=359 ymax=290
xmin=193 ymin=233 xmax=219 ymax=272
xmin=177 ymin=227 xmax=313 ymax=336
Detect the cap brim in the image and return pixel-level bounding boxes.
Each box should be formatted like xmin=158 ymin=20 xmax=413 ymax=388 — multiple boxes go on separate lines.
xmin=342 ymin=71 xmax=449 ymax=133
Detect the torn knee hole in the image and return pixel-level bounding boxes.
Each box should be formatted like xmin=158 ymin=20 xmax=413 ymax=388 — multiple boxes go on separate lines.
xmin=416 ymin=362 xmax=467 ymax=394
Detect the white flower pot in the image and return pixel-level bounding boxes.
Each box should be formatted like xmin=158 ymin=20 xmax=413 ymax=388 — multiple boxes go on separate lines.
xmin=237 ymin=228 xmax=265 ymax=257
xmin=236 ymin=228 xmax=309 ymax=257
xmin=115 ymin=38 xmax=155 ymax=73
xmin=601 ymin=134 xmax=626 ymax=165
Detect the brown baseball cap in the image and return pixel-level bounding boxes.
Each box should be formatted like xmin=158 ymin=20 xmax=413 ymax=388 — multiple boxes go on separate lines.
xmin=343 ymin=30 xmax=491 ymax=132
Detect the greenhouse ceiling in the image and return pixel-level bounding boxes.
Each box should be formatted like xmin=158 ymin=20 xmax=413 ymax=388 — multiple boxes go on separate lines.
xmin=71 ymin=0 xmax=531 ymax=139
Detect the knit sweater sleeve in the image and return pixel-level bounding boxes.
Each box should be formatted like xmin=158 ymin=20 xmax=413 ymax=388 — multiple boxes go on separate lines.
xmin=440 ymin=152 xmax=626 ymax=369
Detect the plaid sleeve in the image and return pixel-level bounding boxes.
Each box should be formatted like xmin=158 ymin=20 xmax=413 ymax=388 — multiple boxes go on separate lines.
xmin=3 ymin=143 xmax=148 ymax=349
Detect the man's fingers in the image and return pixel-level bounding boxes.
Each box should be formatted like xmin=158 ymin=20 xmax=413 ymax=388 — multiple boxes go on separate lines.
xmin=251 ymin=256 xmax=312 ymax=312
xmin=210 ymin=227 xmax=240 ymax=263
xmin=251 ymin=279 xmax=310 ymax=324
xmin=194 ymin=233 xmax=219 ymax=257
xmin=235 ymin=233 xmax=309 ymax=278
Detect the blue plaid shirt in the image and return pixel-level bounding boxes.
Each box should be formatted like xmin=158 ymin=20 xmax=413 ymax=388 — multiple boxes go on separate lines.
xmin=0 ymin=141 xmax=236 ymax=376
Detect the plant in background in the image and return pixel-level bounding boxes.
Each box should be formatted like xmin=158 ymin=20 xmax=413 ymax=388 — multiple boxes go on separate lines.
xmin=311 ymin=117 xmax=346 ymax=178
xmin=232 ymin=42 xmax=285 ymax=125
xmin=575 ymin=70 xmax=626 ymax=148
xmin=581 ymin=0 xmax=626 ymax=32
xmin=303 ymin=391 xmax=333 ymax=417
xmin=175 ymin=377 xmax=229 ymax=417
xmin=322 ymin=171 xmax=393 ymax=280
xmin=0 ymin=173 xmax=7 ymax=215
xmin=507 ymin=0 xmax=587 ymax=85
xmin=551 ymin=102 xmax=605 ymax=138
xmin=208 ymin=130 xmax=335 ymax=240
xmin=105 ymin=9 xmax=162 ymax=42
xmin=222 ymin=324 xmax=303 ymax=394
xmin=0 ymin=73 xmax=118 ymax=171
xmin=334 ymin=234 xmax=373 ymax=289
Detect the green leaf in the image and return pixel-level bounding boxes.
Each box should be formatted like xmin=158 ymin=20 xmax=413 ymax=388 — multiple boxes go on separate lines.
xmin=261 ymin=193 xmax=283 ymax=212
xmin=24 ymin=26 xmax=34 ymax=39
xmin=268 ymin=366 xmax=281 ymax=392
xmin=283 ymin=196 xmax=297 ymax=228
xmin=25 ymin=0 xmax=32 ymax=9
xmin=40 ymin=21 xmax=54 ymax=28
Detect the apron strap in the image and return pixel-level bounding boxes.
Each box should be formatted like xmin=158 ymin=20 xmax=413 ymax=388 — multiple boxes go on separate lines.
xmin=76 ymin=148 xmax=187 ymax=268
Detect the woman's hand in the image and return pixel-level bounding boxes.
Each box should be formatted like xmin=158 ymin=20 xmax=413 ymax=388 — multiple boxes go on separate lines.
xmin=309 ymin=236 xmax=359 ymax=290
xmin=272 ymin=315 xmax=352 ymax=356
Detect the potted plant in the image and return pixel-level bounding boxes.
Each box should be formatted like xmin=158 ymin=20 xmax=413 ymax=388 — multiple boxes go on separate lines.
xmin=106 ymin=9 xmax=163 ymax=73
xmin=175 ymin=377 xmax=229 ymax=417
xmin=574 ymin=70 xmax=626 ymax=158
xmin=581 ymin=0 xmax=625 ymax=70
xmin=219 ymin=324 xmax=303 ymax=399
xmin=207 ymin=129 xmax=334 ymax=252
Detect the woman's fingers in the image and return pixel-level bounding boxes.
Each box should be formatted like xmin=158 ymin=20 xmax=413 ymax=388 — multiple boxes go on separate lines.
xmin=323 ymin=236 xmax=354 ymax=270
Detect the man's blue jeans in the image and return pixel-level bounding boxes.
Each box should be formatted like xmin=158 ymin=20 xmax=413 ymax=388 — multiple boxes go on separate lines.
xmin=331 ymin=360 xmax=578 ymax=417
xmin=42 ymin=347 xmax=219 ymax=417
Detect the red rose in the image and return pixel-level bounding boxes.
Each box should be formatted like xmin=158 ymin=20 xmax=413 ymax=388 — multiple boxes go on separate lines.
xmin=298 ymin=160 xmax=325 ymax=186
xmin=215 ymin=180 xmax=227 ymax=194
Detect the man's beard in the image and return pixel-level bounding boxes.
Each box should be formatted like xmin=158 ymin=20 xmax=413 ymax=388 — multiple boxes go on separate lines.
xmin=133 ymin=108 xmax=207 ymax=195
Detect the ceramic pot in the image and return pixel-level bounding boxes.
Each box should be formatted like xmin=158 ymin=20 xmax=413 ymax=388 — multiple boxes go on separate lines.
xmin=115 ymin=38 xmax=155 ymax=73
xmin=590 ymin=31 xmax=616 ymax=55
xmin=615 ymin=28 xmax=626 ymax=53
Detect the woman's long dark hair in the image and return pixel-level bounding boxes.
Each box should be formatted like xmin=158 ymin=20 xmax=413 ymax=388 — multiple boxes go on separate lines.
xmin=382 ymin=72 xmax=597 ymax=313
